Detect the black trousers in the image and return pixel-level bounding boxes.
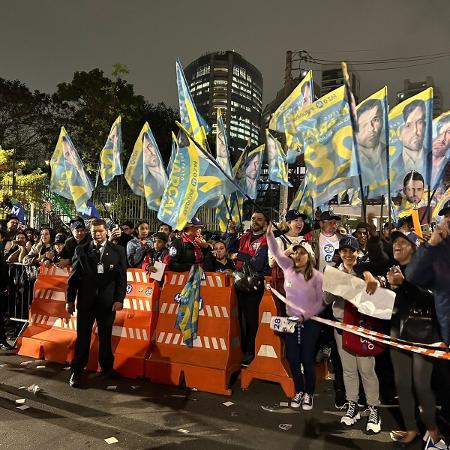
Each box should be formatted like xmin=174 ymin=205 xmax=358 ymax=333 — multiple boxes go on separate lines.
xmin=71 ymin=305 xmax=116 ymax=373
xmin=285 ymin=321 xmax=321 ymax=394
xmin=236 ymin=285 xmax=264 ymax=356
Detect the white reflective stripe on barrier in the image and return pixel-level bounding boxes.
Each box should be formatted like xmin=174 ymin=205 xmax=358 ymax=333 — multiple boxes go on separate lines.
xmin=156 ymin=332 xmax=228 ymax=350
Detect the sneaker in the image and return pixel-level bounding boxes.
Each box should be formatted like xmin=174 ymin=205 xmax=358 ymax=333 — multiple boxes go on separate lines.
xmin=424 ymin=435 xmax=448 ymax=449
xmin=335 ymin=401 xmax=348 ymax=410
xmin=366 ymin=405 xmax=381 ymax=434
xmin=341 ymin=401 xmax=360 ymax=426
xmin=290 ymin=392 xmax=304 ymax=408
xmin=302 ymin=393 xmax=313 ymax=411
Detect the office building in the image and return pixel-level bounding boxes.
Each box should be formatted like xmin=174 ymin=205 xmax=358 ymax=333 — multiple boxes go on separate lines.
xmin=397 ymin=77 xmax=443 ymax=117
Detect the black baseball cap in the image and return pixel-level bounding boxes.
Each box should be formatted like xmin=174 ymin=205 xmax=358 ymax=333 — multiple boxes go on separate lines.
xmin=391 ymin=231 xmax=421 ymax=248
xmin=320 ymin=211 xmax=341 ymax=221
xmin=185 ymin=217 xmax=205 ymax=228
xmin=69 ymin=217 xmax=86 ymax=230
xmin=339 ymin=236 xmax=359 ymax=251
xmin=54 ymin=233 xmax=67 ymax=244
xmin=285 ymin=209 xmax=308 ymax=221
xmin=153 ymin=231 xmax=168 ymax=243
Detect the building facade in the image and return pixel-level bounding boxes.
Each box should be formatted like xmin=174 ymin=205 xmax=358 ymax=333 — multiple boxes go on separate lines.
xmin=396 ymin=76 xmax=443 ymax=117
xmin=320 ymin=65 xmax=360 ymax=101
xmin=184 ymin=51 xmax=263 ymax=158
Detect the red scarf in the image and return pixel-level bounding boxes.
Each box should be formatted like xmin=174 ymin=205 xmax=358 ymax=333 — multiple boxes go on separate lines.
xmin=181 ymin=233 xmax=203 ymax=263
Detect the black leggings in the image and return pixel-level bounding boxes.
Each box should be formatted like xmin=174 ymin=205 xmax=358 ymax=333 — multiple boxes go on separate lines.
xmin=391 ymin=348 xmax=436 ymax=431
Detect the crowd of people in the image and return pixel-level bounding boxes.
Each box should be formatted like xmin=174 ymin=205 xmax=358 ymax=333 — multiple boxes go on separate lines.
xmin=1 ymin=199 xmax=450 ymax=449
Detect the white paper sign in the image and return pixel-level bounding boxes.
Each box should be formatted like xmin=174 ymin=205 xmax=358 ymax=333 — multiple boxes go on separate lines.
xmin=323 ymin=266 xmax=395 ymax=320
xmin=149 ymin=261 xmax=166 ymax=282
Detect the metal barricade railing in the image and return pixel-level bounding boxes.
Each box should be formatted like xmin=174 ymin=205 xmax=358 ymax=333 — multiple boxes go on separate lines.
xmin=5 ymin=263 xmax=37 ymax=339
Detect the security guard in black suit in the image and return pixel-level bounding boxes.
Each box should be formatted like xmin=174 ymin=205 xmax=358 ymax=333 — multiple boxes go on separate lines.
xmin=66 ymin=218 xmax=127 ymax=387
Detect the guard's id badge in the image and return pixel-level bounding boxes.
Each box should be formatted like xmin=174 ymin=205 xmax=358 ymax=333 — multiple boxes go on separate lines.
xmin=97 ymin=263 xmax=104 ymax=274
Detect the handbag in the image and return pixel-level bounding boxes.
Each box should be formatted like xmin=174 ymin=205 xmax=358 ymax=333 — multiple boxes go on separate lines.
xmin=342 ymin=302 xmax=385 ymax=357
xmin=270 ymin=316 xmax=296 ymax=333
xmin=400 ymin=305 xmax=434 ymax=344
xmin=233 ymin=261 xmax=263 ymax=293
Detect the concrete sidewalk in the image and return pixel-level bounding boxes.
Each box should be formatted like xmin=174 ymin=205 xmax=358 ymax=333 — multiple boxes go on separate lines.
xmin=0 ymin=351 xmax=408 ymax=450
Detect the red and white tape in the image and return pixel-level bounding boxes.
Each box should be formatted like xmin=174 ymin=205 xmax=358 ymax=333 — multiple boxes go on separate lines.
xmin=269 ymin=286 xmax=450 ymax=360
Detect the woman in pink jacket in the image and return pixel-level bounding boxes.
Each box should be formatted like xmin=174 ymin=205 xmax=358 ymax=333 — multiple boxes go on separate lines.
xmin=267 ymin=223 xmax=325 ymax=411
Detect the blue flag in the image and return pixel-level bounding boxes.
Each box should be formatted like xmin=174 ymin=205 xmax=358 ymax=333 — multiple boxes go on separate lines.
xmin=388 ymin=88 xmax=433 ymax=192
xmin=176 ymin=59 xmax=210 ymax=151
xmin=125 ymin=122 xmax=169 ymax=212
xmin=157 ymin=125 xmax=237 ymax=230
xmin=431 ymin=111 xmax=450 ymax=189
xmin=8 ymin=199 xmax=26 ymax=223
xmin=167 ymin=131 xmax=178 ymax=177
xmin=100 ymin=116 xmax=123 ymax=186
xmin=235 ymin=145 xmax=265 ymax=200
xmin=50 ymin=127 xmax=93 ymax=214
xmin=289 ymin=175 xmax=313 ymax=218
xmin=299 ymin=86 xmax=357 ymax=205
xmin=266 ymin=131 xmax=292 ymax=187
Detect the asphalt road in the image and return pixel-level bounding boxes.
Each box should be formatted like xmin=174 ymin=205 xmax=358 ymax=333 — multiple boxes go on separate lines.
xmin=0 ymin=350 xmax=413 ymax=450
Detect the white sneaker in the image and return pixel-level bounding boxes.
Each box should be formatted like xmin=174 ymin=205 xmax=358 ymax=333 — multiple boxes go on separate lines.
xmin=302 ymin=393 xmax=313 ymax=411
xmin=365 ymin=405 xmax=381 ymax=434
xmin=425 ymin=435 xmax=449 ymax=449
xmin=290 ymin=392 xmax=304 ymax=408
xmin=341 ymin=401 xmax=360 ymax=426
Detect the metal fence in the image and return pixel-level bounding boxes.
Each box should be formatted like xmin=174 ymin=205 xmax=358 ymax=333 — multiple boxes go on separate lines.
xmin=1 ymin=179 xmax=218 ymax=230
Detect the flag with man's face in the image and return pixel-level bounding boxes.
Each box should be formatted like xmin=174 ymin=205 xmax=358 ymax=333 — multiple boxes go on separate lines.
xmin=50 ymin=127 xmax=93 ymax=214
xmin=100 ymin=116 xmax=123 ymax=186
xmin=266 ymin=131 xmax=292 ymax=187
xmin=349 ymin=87 xmax=389 ymax=197
xmin=235 ymin=144 xmax=265 ymax=200
xmin=125 ymin=122 xmax=168 ymax=211
xmin=388 ymin=88 xmax=433 ymax=192
xmin=300 ymin=86 xmax=357 ymax=205
xmin=431 ymin=111 xmax=450 ymax=189
xmin=157 ymin=126 xmax=237 ymax=230
xmin=176 ymin=59 xmax=210 ymax=151
xmin=269 ymin=71 xmax=314 ymax=156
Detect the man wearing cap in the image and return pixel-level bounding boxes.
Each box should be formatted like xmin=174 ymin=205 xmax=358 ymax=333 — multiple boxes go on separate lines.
xmin=311 ymin=210 xmax=344 ymax=272
xmin=2 ymin=215 xmax=19 ymax=256
xmin=167 ymin=217 xmax=211 ymax=272
xmin=66 ymin=218 xmax=127 ymax=387
xmin=353 ymin=222 xmax=369 ymax=259
xmin=58 ymin=217 xmax=92 ymax=268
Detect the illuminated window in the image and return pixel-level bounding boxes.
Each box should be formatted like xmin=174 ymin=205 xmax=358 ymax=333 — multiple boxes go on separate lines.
xmin=195 ymin=65 xmax=210 ymax=78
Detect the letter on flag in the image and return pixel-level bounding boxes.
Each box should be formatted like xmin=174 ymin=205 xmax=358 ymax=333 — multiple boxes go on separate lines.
xmin=388 ymin=88 xmax=433 ymax=192
xmin=269 ymin=70 xmax=314 ymax=157
xmin=176 ymin=59 xmax=210 ymax=152
xmin=157 ymin=126 xmax=237 ymax=230
xmin=266 ymin=130 xmax=292 ymax=187
xmin=50 ymin=127 xmax=93 ymax=214
xmin=100 ymin=116 xmax=123 ymax=186
xmin=125 ymin=122 xmax=168 ymax=211
xmin=431 ymin=111 xmax=450 ymax=189
xmin=299 ymin=86 xmax=357 ymax=205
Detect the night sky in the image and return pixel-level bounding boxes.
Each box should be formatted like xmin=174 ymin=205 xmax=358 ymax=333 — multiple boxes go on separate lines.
xmin=1 ymin=0 xmax=450 ymax=111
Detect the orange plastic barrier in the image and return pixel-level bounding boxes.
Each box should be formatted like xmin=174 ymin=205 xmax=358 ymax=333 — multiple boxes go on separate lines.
xmin=17 ymin=266 xmax=160 ymax=378
xmin=17 ymin=265 xmax=75 ymax=363
xmin=240 ymin=281 xmax=296 ymax=398
xmin=145 ymin=271 xmax=242 ymax=396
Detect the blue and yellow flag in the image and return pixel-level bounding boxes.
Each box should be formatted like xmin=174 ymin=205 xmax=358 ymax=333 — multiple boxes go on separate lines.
xmin=167 ymin=131 xmax=178 ymax=177
xmin=50 ymin=127 xmax=93 ymax=214
xmin=388 ymin=88 xmax=433 ymax=192
xmin=299 ymin=86 xmax=357 ymax=205
xmin=216 ymin=191 xmax=244 ymax=232
xmin=266 ymin=130 xmax=292 ymax=187
xmin=433 ymin=185 xmax=450 ymax=219
xmin=431 ymin=111 xmax=450 ymax=189
xmin=176 ymin=59 xmax=210 ymax=151
xmin=100 ymin=116 xmax=123 ymax=186
xmin=175 ymin=265 xmax=203 ymax=347
xmin=125 ymin=122 xmax=168 ymax=211
xmin=235 ymin=144 xmax=265 ymax=200
xmin=269 ymin=71 xmax=314 ymax=156
xmin=350 ymin=87 xmax=389 ymax=197
xmin=158 ymin=126 xmax=237 ymax=230
xmin=205 ymin=109 xmax=234 ymax=208
xmin=289 ymin=174 xmax=313 ymax=218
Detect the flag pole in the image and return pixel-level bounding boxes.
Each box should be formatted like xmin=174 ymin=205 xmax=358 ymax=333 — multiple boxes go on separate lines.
xmin=175 ymin=121 xmax=290 ymax=240
xmin=342 ymin=62 xmax=367 ymax=224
